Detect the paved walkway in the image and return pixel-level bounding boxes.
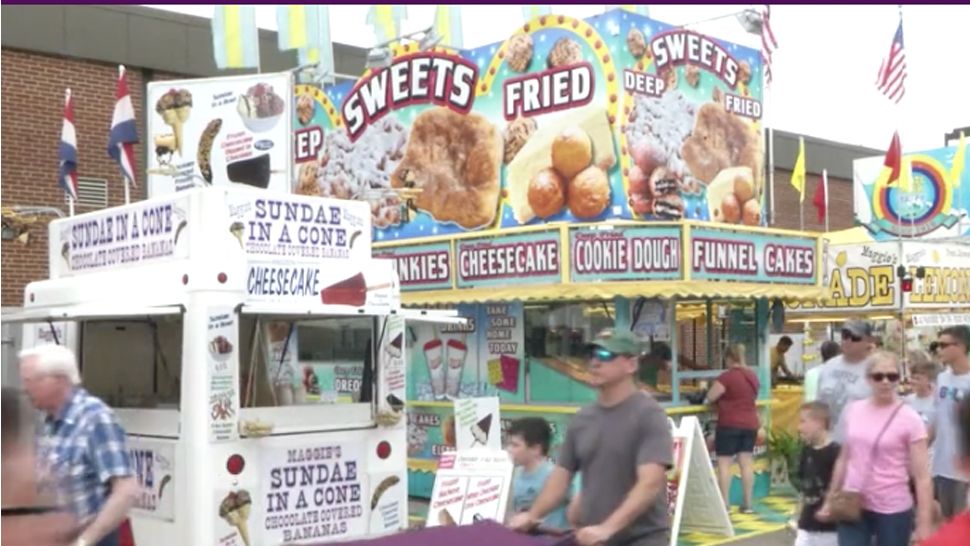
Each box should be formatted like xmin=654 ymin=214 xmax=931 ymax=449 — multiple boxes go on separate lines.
xmin=409 ymin=487 xmax=799 ymax=545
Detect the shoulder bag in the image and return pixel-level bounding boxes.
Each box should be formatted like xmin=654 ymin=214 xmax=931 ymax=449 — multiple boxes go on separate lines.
xmin=827 ymin=402 xmax=904 ymax=522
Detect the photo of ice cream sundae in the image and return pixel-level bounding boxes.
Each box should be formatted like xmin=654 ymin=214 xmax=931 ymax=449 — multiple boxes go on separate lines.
xmin=237 ymin=82 xmax=285 ymax=132
xmin=219 ymin=490 xmax=252 ymax=546
xmin=209 ymin=335 xmax=233 ymax=360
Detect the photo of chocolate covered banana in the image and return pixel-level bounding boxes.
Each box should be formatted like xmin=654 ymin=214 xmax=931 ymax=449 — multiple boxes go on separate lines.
xmin=198 ymin=119 xmax=222 ymax=184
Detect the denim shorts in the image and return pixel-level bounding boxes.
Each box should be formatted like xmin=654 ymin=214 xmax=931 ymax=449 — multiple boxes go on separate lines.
xmin=714 ymin=426 xmax=757 ymax=456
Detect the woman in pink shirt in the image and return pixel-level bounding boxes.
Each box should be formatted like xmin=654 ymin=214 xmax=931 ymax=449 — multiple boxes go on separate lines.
xmin=817 ymin=352 xmax=933 ymax=546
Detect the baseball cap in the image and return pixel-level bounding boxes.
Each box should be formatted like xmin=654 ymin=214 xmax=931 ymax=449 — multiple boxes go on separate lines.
xmin=586 ymin=328 xmax=640 ymax=356
xmin=842 ymin=319 xmax=873 ymax=338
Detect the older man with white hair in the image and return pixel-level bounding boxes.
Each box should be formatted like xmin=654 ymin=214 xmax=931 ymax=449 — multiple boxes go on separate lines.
xmin=19 ymin=344 xmax=137 ymax=546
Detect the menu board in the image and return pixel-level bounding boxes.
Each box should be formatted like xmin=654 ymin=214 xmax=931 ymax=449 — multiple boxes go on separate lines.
xmin=292 ymin=9 xmax=764 ymax=242
xmin=426 ymin=451 xmax=514 ymax=528
xmin=148 ymin=73 xmax=292 ymax=196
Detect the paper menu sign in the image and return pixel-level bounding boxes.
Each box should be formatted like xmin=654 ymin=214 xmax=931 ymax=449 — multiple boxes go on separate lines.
xmin=426 ymin=450 xmax=514 ymax=528
xmin=147 ymin=73 xmax=292 ymax=197
xmin=454 ymin=397 xmax=501 ymax=451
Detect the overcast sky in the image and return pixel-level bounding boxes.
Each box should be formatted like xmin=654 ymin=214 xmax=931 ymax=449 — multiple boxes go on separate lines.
xmin=146 ymin=4 xmax=970 ymax=153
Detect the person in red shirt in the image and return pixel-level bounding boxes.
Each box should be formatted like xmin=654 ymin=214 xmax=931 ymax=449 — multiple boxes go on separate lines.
xmin=921 ymin=396 xmax=970 ymax=546
xmin=707 ymin=344 xmax=760 ymax=513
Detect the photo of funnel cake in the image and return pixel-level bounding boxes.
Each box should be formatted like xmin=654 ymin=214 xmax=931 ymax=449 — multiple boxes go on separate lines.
xmin=219 ymin=490 xmax=252 ymax=546
xmin=154 ymin=88 xmax=192 ymax=155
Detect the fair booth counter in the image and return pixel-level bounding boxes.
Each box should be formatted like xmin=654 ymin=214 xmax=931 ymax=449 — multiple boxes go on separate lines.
xmin=377 ymin=220 xmax=825 ymax=505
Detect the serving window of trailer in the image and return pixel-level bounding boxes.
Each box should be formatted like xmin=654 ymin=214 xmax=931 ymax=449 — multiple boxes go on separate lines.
xmin=671 ymin=299 xmax=764 ymax=403
xmin=237 ymin=313 xmax=377 ymax=432
xmin=6 ymin=307 xmax=185 ymax=438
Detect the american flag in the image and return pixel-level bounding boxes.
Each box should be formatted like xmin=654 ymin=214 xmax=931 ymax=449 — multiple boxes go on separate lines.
xmin=760 ymin=5 xmax=778 ymax=85
xmin=108 ymin=65 xmax=138 ymax=188
xmin=875 ymin=17 xmax=907 ymax=103
xmin=58 ymin=89 xmax=79 ymax=201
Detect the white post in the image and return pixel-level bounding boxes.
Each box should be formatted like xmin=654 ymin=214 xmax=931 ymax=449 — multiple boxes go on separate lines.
xmin=68 ymin=196 xmax=75 ymax=217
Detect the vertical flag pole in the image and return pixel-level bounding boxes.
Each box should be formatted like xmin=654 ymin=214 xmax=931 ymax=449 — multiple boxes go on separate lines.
xmin=65 ymin=88 xmax=76 ymax=217
xmin=799 ymin=189 xmax=804 ymax=232
xmin=822 ymin=169 xmax=830 ymax=233
xmin=120 ymin=65 xmax=131 ymax=205
xmin=768 ymin=125 xmax=775 ymax=225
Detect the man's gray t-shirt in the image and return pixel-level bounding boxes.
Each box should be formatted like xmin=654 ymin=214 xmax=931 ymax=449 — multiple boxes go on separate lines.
xmin=558 ymin=392 xmax=673 ymax=546
xmin=816 ymin=355 xmax=872 ymax=442
xmin=931 ymin=368 xmax=970 ymax=481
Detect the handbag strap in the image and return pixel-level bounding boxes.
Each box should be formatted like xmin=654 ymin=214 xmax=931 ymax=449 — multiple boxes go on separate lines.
xmin=860 ymin=402 xmax=905 ymax=489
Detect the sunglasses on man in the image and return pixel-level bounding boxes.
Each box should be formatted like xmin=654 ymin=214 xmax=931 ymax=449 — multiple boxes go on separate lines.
xmin=588 ymin=347 xmax=632 ymax=362
xmin=841 ymin=330 xmax=864 ymax=343
xmin=869 ymin=372 xmax=900 ymax=383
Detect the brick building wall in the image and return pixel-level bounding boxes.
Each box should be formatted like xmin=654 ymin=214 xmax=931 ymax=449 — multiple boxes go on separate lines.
xmin=770 ymin=169 xmax=856 ymax=233
xmin=0 ymin=49 xmax=182 ymax=306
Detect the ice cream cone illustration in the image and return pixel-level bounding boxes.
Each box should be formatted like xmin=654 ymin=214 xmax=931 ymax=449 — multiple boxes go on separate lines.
xmin=219 ymin=490 xmax=252 ymax=546
xmin=155 ymin=89 xmax=192 ymax=155
xmin=229 ymin=222 xmax=245 ymax=249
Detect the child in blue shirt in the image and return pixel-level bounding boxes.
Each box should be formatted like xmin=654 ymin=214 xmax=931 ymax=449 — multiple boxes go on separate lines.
xmin=506 ymin=417 xmax=574 ymax=530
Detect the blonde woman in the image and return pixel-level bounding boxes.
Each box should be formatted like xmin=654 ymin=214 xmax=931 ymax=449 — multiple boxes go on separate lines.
xmin=707 ymin=344 xmax=760 ymax=513
xmin=817 ymin=352 xmax=933 ymax=546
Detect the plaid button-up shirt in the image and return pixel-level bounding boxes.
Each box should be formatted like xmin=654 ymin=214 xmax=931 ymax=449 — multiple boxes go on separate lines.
xmin=38 ymin=388 xmax=133 ymax=523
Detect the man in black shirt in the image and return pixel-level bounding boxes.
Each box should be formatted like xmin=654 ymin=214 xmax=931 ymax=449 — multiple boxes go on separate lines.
xmin=795 ymin=401 xmax=839 ymax=546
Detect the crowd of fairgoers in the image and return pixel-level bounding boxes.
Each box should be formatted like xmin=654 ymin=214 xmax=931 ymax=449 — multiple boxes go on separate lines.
xmin=3 ymin=324 xmax=969 ymax=546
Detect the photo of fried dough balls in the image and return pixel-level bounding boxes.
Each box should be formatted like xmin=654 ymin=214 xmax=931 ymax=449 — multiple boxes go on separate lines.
xmin=528 ymin=168 xmax=567 ymax=219
xmin=568 ymin=166 xmax=611 ymax=219
xmin=551 ymin=127 xmax=593 ymax=179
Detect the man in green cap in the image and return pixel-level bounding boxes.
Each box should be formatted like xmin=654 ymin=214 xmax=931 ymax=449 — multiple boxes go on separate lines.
xmin=509 ymin=329 xmax=673 ymax=546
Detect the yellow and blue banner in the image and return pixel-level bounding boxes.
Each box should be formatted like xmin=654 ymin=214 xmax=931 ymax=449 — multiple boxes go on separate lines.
xmin=367 ymin=5 xmax=408 ymax=44
xmin=609 ymin=5 xmax=651 ymax=16
xmin=276 ymin=6 xmax=334 ymax=72
xmin=212 ymin=5 xmax=259 ymax=69
xmin=434 ymin=5 xmax=463 ymax=49
xmin=521 ymin=6 xmax=552 ymax=21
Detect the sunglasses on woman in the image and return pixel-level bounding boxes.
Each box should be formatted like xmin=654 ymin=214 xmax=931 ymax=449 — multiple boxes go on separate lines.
xmin=869 ymin=372 xmax=900 ymax=383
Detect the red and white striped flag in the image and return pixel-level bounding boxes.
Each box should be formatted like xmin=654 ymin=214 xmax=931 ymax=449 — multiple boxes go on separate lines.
xmin=875 ymin=16 xmax=907 ymax=103
xmin=760 ymin=5 xmax=778 ymax=86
